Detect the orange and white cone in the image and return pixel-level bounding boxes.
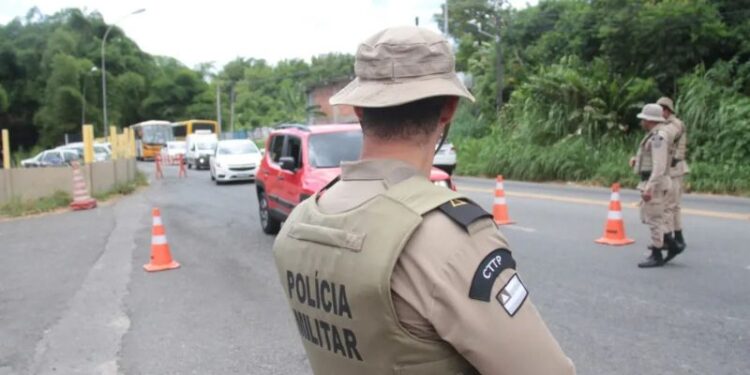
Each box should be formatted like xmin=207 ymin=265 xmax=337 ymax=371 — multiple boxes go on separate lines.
xmin=154 ymin=154 xmax=164 ymax=179
xmin=595 ymin=183 xmax=635 ymax=246
xmin=144 ymin=207 xmax=180 ymax=272
xmin=177 ymin=154 xmax=187 ymax=178
xmin=69 ymin=161 xmax=97 ymax=210
xmin=493 ymin=176 xmax=515 ymax=225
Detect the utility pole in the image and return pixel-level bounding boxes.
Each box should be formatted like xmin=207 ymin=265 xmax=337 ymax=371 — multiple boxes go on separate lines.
xmin=494 ymin=0 xmax=504 ymax=110
xmin=229 ymin=84 xmax=236 ymax=133
xmin=475 ymin=1 xmax=504 ymax=111
xmin=444 ymin=1 xmax=449 ymax=35
xmin=216 ymin=81 xmax=222 ymax=131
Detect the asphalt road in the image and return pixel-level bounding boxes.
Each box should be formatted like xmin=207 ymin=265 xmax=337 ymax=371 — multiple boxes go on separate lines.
xmin=1 ymin=162 xmax=748 ymax=375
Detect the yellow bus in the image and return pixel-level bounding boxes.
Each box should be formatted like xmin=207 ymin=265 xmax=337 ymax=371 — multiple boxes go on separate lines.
xmin=171 ymin=119 xmax=220 ymax=140
xmin=130 ymin=120 xmax=174 ymax=160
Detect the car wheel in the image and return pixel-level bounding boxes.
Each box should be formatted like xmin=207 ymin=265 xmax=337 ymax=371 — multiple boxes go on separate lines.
xmin=210 ymin=169 xmax=215 ymax=181
xmin=258 ymin=191 xmax=281 ymax=234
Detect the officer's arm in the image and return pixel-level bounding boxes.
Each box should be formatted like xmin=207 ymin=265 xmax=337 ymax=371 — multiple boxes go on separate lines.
xmin=645 ymin=130 xmax=669 ymax=193
xmin=428 ymin=221 xmax=575 ymax=375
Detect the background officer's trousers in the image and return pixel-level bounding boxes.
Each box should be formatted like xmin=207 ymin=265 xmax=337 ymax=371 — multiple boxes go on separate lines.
xmin=640 ymin=188 xmax=668 ymax=247
xmin=665 ymin=176 xmax=684 ymax=232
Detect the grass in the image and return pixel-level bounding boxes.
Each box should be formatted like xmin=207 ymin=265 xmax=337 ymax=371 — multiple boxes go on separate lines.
xmin=0 ymin=191 xmax=71 ymax=217
xmin=92 ymin=170 xmax=149 ymax=201
xmin=1 ymin=170 xmax=150 ymax=218
xmin=456 ymin=133 xmax=750 ymax=196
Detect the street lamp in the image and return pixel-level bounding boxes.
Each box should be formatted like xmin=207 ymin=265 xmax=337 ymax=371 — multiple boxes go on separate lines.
xmin=101 ymin=8 xmax=146 ymax=137
xmin=81 ymin=66 xmax=98 ymax=126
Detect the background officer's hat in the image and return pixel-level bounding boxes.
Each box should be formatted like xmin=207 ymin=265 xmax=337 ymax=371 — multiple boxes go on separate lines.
xmin=656 ymin=97 xmax=675 ymax=113
xmin=637 ymin=103 xmax=667 ymax=122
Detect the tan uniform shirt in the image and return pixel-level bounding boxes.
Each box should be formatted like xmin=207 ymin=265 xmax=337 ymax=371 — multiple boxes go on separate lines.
xmin=318 ymin=159 xmax=575 ymax=375
xmin=665 ymin=114 xmax=689 ymax=176
xmin=635 ymin=124 xmax=672 ymax=193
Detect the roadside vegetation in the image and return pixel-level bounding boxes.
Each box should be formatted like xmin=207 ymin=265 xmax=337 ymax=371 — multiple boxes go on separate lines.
xmin=442 ymin=0 xmax=750 ymax=195
xmin=0 ymin=191 xmax=71 ymax=217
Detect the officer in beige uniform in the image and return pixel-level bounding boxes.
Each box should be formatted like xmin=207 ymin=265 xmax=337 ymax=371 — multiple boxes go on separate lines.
xmin=272 ymin=26 xmax=575 ymax=374
xmin=657 ymin=96 xmax=688 ymax=261
xmin=632 ymin=103 xmax=676 ymax=268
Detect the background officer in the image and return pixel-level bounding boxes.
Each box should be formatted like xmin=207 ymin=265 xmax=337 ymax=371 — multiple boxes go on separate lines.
xmin=657 ymin=96 xmax=688 ymax=261
xmin=273 ymin=26 xmax=575 ymax=374
xmin=633 ymin=103 xmax=675 ymax=268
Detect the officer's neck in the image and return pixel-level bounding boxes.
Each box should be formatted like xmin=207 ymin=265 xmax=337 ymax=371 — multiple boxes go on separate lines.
xmin=361 ymin=137 xmax=436 ymax=177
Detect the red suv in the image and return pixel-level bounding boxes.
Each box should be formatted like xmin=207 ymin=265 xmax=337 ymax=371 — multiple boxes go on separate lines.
xmin=256 ymin=123 xmax=455 ymax=234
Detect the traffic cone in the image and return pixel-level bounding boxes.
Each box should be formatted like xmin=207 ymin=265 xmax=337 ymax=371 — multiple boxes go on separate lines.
xmin=144 ymin=207 xmax=180 ymax=272
xmin=177 ymin=154 xmax=187 ymax=178
xmin=595 ymin=183 xmax=635 ymax=246
xmin=493 ymin=176 xmax=515 ymax=225
xmin=69 ymin=161 xmax=97 ymax=211
xmin=154 ymin=154 xmax=164 ymax=180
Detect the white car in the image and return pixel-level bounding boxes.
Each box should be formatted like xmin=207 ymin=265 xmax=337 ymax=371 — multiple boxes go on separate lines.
xmin=21 ymin=149 xmax=80 ymax=167
xmin=56 ymin=142 xmax=111 ymax=162
xmin=161 ymin=141 xmax=186 ymax=164
xmin=209 ymin=139 xmax=262 ymax=184
xmin=433 ymin=142 xmax=457 ymax=175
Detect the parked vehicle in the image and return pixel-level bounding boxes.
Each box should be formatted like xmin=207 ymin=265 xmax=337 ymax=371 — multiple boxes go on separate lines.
xmin=185 ymin=131 xmax=218 ymax=170
xmin=56 ymin=142 xmax=111 ymax=162
xmin=255 ymin=124 xmax=455 ymax=234
xmin=161 ymin=141 xmax=186 ymax=163
xmin=21 ymin=149 xmax=80 ymax=168
xmin=433 ymin=142 xmax=457 ymax=175
xmin=209 ymin=139 xmax=262 ymax=184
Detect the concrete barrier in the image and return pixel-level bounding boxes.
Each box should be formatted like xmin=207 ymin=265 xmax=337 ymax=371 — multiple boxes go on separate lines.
xmin=0 ymin=159 xmax=139 ymax=205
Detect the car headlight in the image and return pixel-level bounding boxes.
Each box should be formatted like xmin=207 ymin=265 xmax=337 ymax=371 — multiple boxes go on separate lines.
xmin=433 ymin=180 xmax=449 ymax=188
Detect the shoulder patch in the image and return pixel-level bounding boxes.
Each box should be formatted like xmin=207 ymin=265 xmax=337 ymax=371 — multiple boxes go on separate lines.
xmin=652 ymin=134 xmax=663 ymax=148
xmin=469 ymin=248 xmax=516 ymax=302
xmin=496 ymin=274 xmax=528 ymax=317
xmin=438 ymin=199 xmax=493 ymax=230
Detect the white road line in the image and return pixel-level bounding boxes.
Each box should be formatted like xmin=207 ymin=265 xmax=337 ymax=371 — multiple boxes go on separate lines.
xmin=501 ymin=224 xmax=537 ymax=233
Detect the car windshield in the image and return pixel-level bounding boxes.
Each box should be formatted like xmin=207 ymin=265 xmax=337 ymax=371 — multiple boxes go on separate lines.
xmin=308 ymin=130 xmax=362 ymax=168
xmin=217 ymin=142 xmax=258 ymax=155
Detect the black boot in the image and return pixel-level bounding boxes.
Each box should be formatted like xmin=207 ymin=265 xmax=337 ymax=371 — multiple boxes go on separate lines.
xmin=664 ymin=233 xmax=683 ymax=263
xmin=674 ymin=230 xmax=686 ymax=251
xmin=638 ymin=246 xmax=665 ymax=268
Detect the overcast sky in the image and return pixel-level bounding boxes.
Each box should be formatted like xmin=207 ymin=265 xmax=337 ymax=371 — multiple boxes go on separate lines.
xmin=0 ymin=0 xmax=537 ymax=70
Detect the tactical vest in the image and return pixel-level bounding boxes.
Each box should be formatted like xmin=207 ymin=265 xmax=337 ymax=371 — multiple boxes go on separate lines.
xmin=636 ymin=124 xmax=673 ymax=177
xmin=273 ymin=176 xmax=478 ymax=375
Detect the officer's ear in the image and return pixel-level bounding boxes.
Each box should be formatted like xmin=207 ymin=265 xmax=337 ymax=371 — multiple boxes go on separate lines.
xmin=354 ymin=107 xmax=365 ymax=121
xmin=438 ymin=97 xmax=460 ymax=127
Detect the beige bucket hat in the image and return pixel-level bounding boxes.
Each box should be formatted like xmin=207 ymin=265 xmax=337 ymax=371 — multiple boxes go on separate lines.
xmin=330 ymin=26 xmax=475 ymax=108
xmin=656 ymin=96 xmax=675 ymax=113
xmin=637 ymin=103 xmax=666 ymax=122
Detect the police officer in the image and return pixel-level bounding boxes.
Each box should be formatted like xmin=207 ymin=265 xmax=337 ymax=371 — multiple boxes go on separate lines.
xmin=632 ymin=103 xmax=676 ymax=268
xmin=657 ymin=96 xmax=688 ymax=261
xmin=272 ymin=26 xmax=575 ymax=374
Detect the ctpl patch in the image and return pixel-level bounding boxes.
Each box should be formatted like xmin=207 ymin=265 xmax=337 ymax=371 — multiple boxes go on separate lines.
xmin=469 ymin=248 xmax=516 ymax=302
